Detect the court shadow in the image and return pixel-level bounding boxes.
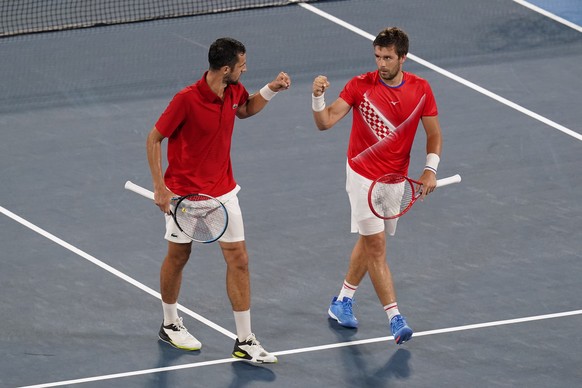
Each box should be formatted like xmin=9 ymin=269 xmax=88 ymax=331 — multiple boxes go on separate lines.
xmin=228 ymin=360 xmax=277 ymax=387
xmin=147 ymin=340 xmax=203 ymax=388
xmin=328 ymin=318 xmax=411 ymax=387
xmin=345 ymin=347 xmax=412 ymax=387
xmin=327 ymin=317 xmax=359 ymax=339
xmin=372 ymin=348 xmax=412 ymax=380
xmin=327 ymin=318 xmax=370 ymax=386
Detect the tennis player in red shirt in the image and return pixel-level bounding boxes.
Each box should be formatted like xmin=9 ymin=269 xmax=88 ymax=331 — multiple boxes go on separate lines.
xmin=146 ymin=37 xmax=290 ymax=363
xmin=311 ymin=27 xmax=443 ymax=345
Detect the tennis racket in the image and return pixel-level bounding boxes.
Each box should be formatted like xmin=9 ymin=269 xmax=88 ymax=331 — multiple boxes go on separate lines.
xmin=368 ymin=173 xmax=461 ymax=220
xmin=124 ymin=181 xmax=228 ymax=243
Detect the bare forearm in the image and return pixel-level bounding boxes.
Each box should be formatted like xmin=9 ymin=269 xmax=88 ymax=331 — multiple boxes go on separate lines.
xmin=421 ymin=116 xmax=443 ymax=156
xmin=426 ymin=130 xmax=442 ymax=156
xmin=146 ymin=127 xmax=175 ymax=213
xmin=313 ymin=109 xmax=332 ymax=130
xmin=311 ymin=75 xmax=351 ymax=130
xmin=243 ymin=93 xmax=269 ymax=117
xmin=238 ymin=72 xmax=291 ymax=119
xmin=146 ymin=128 xmax=165 ymax=191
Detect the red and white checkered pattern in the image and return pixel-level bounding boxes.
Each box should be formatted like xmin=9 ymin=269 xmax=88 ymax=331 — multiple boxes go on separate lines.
xmin=358 ymin=98 xmax=393 ymax=140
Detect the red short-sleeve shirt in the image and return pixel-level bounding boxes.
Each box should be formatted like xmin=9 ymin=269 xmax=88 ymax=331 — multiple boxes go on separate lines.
xmin=155 ymin=72 xmax=249 ymax=197
xmin=340 ymin=71 xmax=438 ymax=180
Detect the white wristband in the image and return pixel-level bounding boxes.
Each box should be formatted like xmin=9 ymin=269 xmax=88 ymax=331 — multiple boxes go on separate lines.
xmin=424 ymin=153 xmax=440 ymax=174
xmin=312 ymin=93 xmax=326 ymax=112
xmin=259 ymin=84 xmax=278 ymax=101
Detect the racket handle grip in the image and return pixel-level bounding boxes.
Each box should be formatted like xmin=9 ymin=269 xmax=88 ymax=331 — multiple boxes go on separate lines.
xmin=124 ymin=180 xmax=155 ymax=200
xmin=436 ymin=174 xmax=461 ymax=188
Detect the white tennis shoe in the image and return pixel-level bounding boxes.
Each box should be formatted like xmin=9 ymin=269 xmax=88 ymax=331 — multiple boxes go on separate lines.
xmin=232 ymin=333 xmax=277 ymax=364
xmin=158 ymin=317 xmax=202 ymax=351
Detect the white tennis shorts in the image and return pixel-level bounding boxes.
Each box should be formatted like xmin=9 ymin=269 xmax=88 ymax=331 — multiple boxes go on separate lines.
xmin=164 ymin=185 xmax=244 ymax=244
xmin=346 ymin=162 xmax=398 ymax=236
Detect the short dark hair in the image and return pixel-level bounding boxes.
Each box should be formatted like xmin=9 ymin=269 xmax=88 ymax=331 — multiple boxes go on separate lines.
xmin=373 ymin=27 xmax=409 ymax=58
xmin=208 ymin=37 xmax=246 ymax=70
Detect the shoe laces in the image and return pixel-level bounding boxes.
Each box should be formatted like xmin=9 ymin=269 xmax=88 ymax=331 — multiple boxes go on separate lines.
xmin=245 ymin=334 xmax=270 ymax=356
xmin=391 ymin=315 xmax=405 ymax=331
xmin=342 ymin=298 xmax=355 ymax=315
xmin=245 ymin=333 xmax=260 ymax=346
xmin=174 ymin=317 xmax=190 ymax=333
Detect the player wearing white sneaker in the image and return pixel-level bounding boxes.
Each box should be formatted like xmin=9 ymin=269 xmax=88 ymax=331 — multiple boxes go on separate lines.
xmin=146 ymin=37 xmax=289 ymax=356
xmin=158 ymin=317 xmax=202 ymax=351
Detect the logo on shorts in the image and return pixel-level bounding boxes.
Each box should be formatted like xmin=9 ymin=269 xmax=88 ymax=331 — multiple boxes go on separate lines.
xmin=171 ymin=233 xmax=178 ymax=238
xmin=232 ymin=104 xmax=238 ymax=109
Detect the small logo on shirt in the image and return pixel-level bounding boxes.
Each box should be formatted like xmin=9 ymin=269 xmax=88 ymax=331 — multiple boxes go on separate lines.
xmin=232 ymin=104 xmax=238 ymax=109
xmin=389 ymin=101 xmax=399 ymax=106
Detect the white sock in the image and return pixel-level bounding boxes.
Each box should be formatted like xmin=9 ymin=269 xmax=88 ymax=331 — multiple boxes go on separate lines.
xmin=162 ymin=302 xmax=179 ymax=326
xmin=337 ymin=280 xmax=358 ymax=300
xmin=233 ymin=310 xmax=252 ymax=341
xmin=384 ymin=302 xmax=400 ymax=321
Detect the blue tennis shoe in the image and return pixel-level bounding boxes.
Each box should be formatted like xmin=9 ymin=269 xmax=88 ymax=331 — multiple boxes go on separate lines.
xmin=328 ymin=296 xmax=358 ymax=328
xmin=390 ymin=315 xmax=413 ymax=344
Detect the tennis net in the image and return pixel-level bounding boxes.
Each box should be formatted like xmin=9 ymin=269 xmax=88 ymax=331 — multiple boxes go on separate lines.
xmin=1 ymin=0 xmax=321 ymax=37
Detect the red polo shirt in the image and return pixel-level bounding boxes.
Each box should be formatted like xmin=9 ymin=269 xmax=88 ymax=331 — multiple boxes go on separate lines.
xmin=155 ymin=72 xmax=249 ymax=197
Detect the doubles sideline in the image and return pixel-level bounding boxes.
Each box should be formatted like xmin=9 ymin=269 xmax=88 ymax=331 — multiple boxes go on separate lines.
xmin=0 ymin=205 xmax=237 ymax=340
xmin=514 ymin=0 xmax=582 ymax=33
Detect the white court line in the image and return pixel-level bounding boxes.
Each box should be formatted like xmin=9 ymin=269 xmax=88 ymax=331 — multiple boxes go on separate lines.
xmin=298 ymin=3 xmax=582 ymax=142
xmin=18 ymin=309 xmax=582 ymax=388
xmin=514 ymin=0 xmax=582 ymax=33
xmin=0 ymin=205 xmax=236 ymax=340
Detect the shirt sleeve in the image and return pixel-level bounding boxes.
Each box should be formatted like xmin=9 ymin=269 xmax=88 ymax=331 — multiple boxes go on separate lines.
xmin=238 ymin=86 xmax=249 ymax=106
xmin=339 ymin=77 xmax=357 ymax=106
xmin=421 ymin=81 xmax=438 ymax=117
xmin=155 ymin=91 xmax=187 ymax=137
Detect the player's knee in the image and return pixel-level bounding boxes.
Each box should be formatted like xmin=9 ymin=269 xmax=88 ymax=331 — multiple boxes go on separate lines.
xmin=167 ymin=242 xmax=192 ymax=267
xmin=361 ymin=233 xmax=386 ymax=258
xmin=221 ymin=242 xmax=249 ymax=268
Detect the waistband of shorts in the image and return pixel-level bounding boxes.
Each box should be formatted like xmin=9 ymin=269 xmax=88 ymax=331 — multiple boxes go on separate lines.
xmin=217 ymin=184 xmax=241 ymax=203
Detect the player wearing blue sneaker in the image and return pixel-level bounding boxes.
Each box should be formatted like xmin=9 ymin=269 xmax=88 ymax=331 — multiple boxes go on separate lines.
xmin=312 ymin=27 xmax=444 ymax=345
xmin=328 ymin=296 xmax=358 ymax=328
xmin=390 ymin=315 xmax=413 ymax=345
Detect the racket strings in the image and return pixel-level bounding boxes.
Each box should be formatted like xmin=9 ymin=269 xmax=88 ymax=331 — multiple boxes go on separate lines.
xmin=371 ymin=178 xmax=415 ymax=219
xmin=173 ymin=195 xmax=227 ymax=242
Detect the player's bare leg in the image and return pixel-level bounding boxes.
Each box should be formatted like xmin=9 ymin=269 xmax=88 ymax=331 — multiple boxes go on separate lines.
xmin=360 ymin=232 xmax=412 ymax=344
xmin=220 ymin=241 xmax=250 ymax=311
xmin=161 ymin=241 xmax=192 ymax=304
xmin=358 ymin=232 xmax=396 ymax=306
xmin=158 ymin=241 xmax=201 ymax=350
xmin=220 ymin=241 xmax=277 ymax=363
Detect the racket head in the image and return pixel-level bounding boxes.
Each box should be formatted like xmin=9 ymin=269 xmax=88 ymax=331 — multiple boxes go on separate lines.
xmin=172 ymin=194 xmax=228 ymax=243
xmin=368 ymin=173 xmax=419 ymax=220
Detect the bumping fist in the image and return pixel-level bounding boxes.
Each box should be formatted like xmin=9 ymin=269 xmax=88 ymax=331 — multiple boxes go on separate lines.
xmin=271 ymin=71 xmax=291 ymax=91
xmin=313 ymin=75 xmax=330 ymax=97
